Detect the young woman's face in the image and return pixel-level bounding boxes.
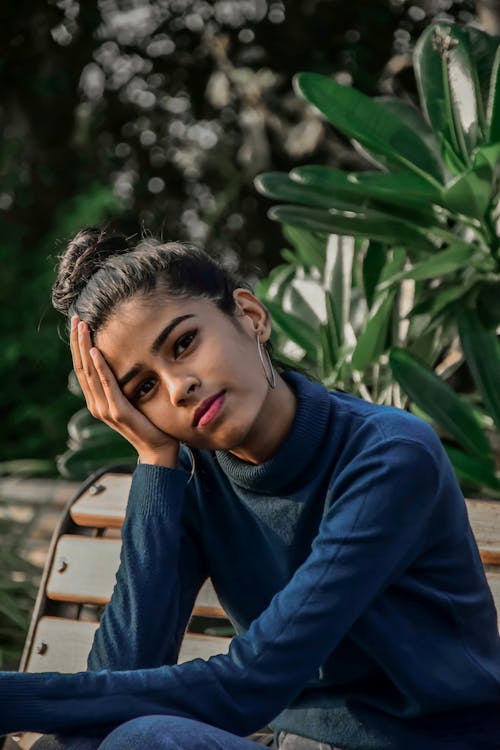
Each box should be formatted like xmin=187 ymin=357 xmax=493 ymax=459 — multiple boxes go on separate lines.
xmin=94 ymin=288 xmax=276 ymax=454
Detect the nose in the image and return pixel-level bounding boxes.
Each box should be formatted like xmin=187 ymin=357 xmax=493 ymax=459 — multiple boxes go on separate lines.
xmin=160 ymin=370 xmax=198 ymax=407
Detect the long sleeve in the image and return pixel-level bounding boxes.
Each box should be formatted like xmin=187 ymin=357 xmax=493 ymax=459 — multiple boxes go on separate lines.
xmin=88 ymin=461 xmax=209 ymax=670
xmin=0 ymin=439 xmax=440 ymax=737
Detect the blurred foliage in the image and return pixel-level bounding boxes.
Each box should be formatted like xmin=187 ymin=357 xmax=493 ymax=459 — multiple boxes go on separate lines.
xmin=0 ymin=0 xmax=494 ymax=466
xmin=0 ymin=509 xmax=39 ymax=669
xmin=256 ymin=20 xmax=500 ymax=494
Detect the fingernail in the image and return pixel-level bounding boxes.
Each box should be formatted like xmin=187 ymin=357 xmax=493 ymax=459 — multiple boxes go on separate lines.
xmin=90 ymin=348 xmax=98 ymax=359
xmin=71 ymin=315 xmax=78 ymax=330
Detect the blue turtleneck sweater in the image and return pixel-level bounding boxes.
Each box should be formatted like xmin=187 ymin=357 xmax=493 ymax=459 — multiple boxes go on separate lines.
xmin=1 ymin=371 xmax=499 ymax=749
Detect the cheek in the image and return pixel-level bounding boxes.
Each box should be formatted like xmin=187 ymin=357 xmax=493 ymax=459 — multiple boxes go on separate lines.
xmin=139 ymin=399 xmax=178 ymax=436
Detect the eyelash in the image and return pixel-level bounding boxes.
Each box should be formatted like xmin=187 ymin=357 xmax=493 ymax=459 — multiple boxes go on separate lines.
xmin=132 ymin=330 xmax=198 ymax=403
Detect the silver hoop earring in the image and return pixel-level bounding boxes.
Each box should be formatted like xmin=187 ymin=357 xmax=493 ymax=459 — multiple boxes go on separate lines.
xmin=184 ymin=444 xmax=196 ymax=484
xmin=256 ymin=333 xmax=276 ymax=389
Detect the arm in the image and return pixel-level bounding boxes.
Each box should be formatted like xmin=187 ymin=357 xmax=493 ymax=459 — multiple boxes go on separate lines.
xmin=0 ymin=439 xmax=440 ymax=737
xmin=87 ymin=458 xmax=208 ymax=671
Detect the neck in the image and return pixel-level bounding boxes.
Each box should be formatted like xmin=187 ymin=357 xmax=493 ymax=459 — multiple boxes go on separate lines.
xmin=228 ymin=372 xmax=297 ymax=465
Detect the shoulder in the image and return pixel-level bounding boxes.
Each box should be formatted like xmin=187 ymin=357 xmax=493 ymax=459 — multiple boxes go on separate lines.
xmin=328 ymin=389 xmax=444 ymax=473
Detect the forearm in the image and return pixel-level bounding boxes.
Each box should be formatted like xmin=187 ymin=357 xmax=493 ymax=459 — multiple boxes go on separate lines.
xmin=0 ymin=440 xmax=439 ymax=739
xmin=87 ymin=463 xmax=206 ymax=671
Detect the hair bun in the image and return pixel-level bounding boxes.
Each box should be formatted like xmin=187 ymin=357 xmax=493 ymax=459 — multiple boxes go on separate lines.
xmin=52 ymin=227 xmax=129 ymax=317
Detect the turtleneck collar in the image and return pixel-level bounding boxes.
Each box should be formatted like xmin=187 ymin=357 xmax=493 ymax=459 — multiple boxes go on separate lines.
xmin=215 ymin=370 xmax=332 ymax=494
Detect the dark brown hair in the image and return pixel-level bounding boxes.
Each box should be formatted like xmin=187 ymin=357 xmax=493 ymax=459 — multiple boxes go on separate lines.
xmin=52 ymin=227 xmax=254 ymax=334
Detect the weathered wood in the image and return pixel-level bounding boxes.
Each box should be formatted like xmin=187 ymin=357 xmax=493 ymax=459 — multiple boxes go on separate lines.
xmin=46 ymin=534 xmax=226 ymax=617
xmin=70 ymin=474 xmax=131 ymax=528
xmin=46 ymin=536 xmax=122 ymax=605
xmin=465 ymin=499 xmax=500 ymax=566
xmin=25 ymin=616 xmax=230 ymax=675
xmin=25 ymin=617 xmax=98 ymax=673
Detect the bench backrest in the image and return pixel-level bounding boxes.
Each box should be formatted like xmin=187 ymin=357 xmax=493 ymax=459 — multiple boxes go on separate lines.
xmin=20 ymin=468 xmax=232 ymax=676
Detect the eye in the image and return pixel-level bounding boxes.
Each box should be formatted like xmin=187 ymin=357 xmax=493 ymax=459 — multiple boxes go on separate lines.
xmin=132 ymin=377 xmax=157 ymax=403
xmin=174 ymin=329 xmax=197 ymax=358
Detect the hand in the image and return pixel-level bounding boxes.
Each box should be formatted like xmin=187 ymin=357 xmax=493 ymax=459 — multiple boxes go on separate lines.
xmin=70 ymin=315 xmax=180 ymax=467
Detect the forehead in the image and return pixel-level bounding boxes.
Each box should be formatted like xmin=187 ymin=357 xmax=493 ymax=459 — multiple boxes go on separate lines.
xmin=95 ymin=293 xmax=221 ymax=351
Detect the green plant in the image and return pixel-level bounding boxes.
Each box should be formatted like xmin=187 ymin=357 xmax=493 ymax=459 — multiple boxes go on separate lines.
xmin=0 ymin=512 xmax=39 ymax=669
xmin=258 ymin=227 xmax=423 ymax=405
xmin=256 ymin=21 xmax=500 ymax=494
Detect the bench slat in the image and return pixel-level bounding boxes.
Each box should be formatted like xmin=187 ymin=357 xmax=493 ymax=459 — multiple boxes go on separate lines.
xmin=70 ymin=474 xmax=131 ymax=528
xmin=46 ymin=536 xmax=122 ymax=605
xmin=25 ymin=617 xmax=231 ymax=674
xmin=45 ymin=535 xmax=227 ymax=618
xmin=26 ymin=618 xmax=99 ymax=673
xmin=465 ymin=499 xmax=500 ymax=566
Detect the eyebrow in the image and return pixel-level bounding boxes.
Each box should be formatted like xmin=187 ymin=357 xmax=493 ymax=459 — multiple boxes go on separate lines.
xmin=117 ymin=313 xmax=196 ymax=389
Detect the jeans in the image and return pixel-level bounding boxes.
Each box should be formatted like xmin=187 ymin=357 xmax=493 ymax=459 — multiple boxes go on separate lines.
xmin=30 ymin=716 xmax=338 ymax=749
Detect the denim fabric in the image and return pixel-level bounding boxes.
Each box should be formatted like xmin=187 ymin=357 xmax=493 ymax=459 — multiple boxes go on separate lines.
xmin=30 ymin=718 xmax=336 ymax=749
xmin=277 ymin=732 xmax=337 ymax=750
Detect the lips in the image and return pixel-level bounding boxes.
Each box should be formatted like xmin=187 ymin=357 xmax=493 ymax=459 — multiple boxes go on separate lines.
xmin=193 ymin=390 xmax=226 ymax=427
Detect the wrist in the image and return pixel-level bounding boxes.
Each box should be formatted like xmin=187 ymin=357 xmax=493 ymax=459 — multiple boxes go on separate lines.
xmin=137 ymin=445 xmax=179 ymax=469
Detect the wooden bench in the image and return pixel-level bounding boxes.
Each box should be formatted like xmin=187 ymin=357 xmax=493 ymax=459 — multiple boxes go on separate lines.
xmin=3 ymin=466 xmax=235 ymax=750
xmin=3 ymin=470 xmax=499 ymax=748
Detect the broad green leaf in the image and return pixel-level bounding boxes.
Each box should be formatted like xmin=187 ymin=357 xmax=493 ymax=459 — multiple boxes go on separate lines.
xmin=464 ymin=25 xmax=500 ymax=115
xmin=269 ymin=205 xmax=435 ymax=252
xmin=256 ymin=172 xmax=354 ymax=210
xmin=378 ymin=243 xmax=477 ymax=289
xmin=281 ymin=248 xmax=298 ymax=264
xmin=283 ymin=226 xmax=327 ymax=269
xmin=324 ymin=289 xmax=342 ymax=362
xmin=324 ymin=234 xmax=355 ymax=338
xmin=374 ymin=97 xmax=445 ymax=177
xmin=440 ymin=135 xmax=468 ymax=176
xmin=257 ymin=263 xmax=297 ymax=302
xmin=258 ymin=171 xmax=437 ymax=232
xmin=291 ymin=164 xmax=444 ymax=211
xmin=284 ymin=278 xmax=324 ymax=328
xmin=264 ymin=298 xmax=318 ymax=359
xmin=477 ymin=281 xmax=500 ymax=329
xmin=389 ymin=347 xmax=493 ymax=462
xmin=473 ymin=142 xmax=500 ymax=172
xmin=378 ymin=246 xmax=407 ymax=284
xmin=352 ymin=291 xmax=396 ymax=371
xmin=319 ymin=302 xmax=341 ymax=379
xmin=294 ymin=72 xmax=444 ymax=183
xmin=486 ymin=46 xmax=500 ymax=144
xmin=443 ymin=164 xmax=493 ymax=218
xmin=444 ymin=445 xmax=500 ymax=493
xmin=363 ymin=241 xmax=387 ymax=309
xmin=408 ymin=283 xmax=473 ymax=321
xmin=414 ymin=23 xmax=481 ymax=163
xmin=458 ymin=309 xmax=500 ymax=430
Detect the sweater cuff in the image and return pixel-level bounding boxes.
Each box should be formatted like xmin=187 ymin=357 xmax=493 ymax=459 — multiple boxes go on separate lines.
xmin=127 ymin=463 xmax=190 ymax=517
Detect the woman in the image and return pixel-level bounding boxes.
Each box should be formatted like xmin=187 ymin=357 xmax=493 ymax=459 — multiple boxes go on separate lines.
xmin=1 ymin=228 xmax=499 ymax=750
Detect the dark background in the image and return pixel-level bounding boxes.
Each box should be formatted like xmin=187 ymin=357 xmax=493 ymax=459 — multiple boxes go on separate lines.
xmin=1 ymin=0 xmax=497 ymax=469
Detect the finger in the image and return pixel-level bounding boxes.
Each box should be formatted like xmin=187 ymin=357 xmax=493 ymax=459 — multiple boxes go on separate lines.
xmin=77 ymin=321 xmax=107 ymax=415
xmin=69 ymin=316 xmax=94 ymax=406
xmin=69 ymin=315 xmax=84 ymax=379
xmin=89 ymin=347 xmax=131 ymax=422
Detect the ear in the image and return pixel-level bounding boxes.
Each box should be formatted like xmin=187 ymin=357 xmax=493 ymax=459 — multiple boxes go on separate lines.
xmin=232 ymin=288 xmax=272 ymax=343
